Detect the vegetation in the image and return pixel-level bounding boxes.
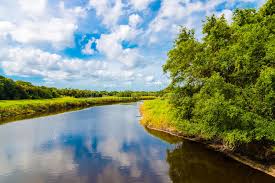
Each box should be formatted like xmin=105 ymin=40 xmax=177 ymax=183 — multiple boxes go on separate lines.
xmin=142 ymin=0 xmax=275 ymax=152
xmin=0 ymin=96 xmax=155 ymax=122
xmin=0 ymin=76 xmax=157 ymax=122
xmin=0 ymin=76 xmax=59 ymax=99
xmin=140 ymin=99 xmax=177 ymax=132
xmin=0 ymin=75 xmax=159 ymax=99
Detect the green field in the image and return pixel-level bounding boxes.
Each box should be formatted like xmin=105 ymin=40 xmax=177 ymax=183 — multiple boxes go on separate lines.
xmin=0 ymin=96 xmax=155 ymax=122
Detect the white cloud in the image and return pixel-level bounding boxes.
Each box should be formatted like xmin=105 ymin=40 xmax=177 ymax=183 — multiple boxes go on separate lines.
xmin=96 ymin=24 xmax=143 ymax=68
xmin=18 ymin=0 xmax=47 ymax=17
xmin=145 ymin=75 xmax=154 ymax=82
xmin=128 ymin=0 xmax=153 ymax=11
xmin=9 ymin=19 xmax=77 ymax=48
xmin=146 ymin=0 xmax=208 ymax=44
xmin=0 ymin=47 xmax=161 ymax=90
xmin=0 ymin=21 xmax=15 ymax=38
xmin=152 ymin=81 xmax=163 ymax=85
xmin=0 ymin=0 xmax=86 ymax=49
xmin=129 ymin=14 xmax=142 ymax=27
xmin=1 ymin=47 xmax=106 ymax=81
xmin=88 ymin=0 xmax=123 ymax=28
xmin=119 ymin=48 xmax=143 ymax=68
xmin=145 ymin=0 xmax=249 ymax=44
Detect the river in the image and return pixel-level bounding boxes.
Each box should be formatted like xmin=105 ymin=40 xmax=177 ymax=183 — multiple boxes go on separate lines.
xmin=0 ymin=102 xmax=273 ymax=183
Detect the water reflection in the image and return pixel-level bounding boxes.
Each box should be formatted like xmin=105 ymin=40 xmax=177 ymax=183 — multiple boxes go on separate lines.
xmin=148 ymin=129 xmax=275 ymax=183
xmin=0 ymin=103 xmax=273 ymax=183
xmin=0 ymin=103 xmax=172 ymax=183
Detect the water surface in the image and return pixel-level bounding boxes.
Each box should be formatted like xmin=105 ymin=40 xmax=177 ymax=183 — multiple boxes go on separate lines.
xmin=0 ymin=102 xmax=273 ymax=183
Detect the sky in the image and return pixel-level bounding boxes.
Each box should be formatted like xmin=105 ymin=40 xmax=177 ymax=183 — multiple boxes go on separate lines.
xmin=0 ymin=0 xmax=266 ymax=91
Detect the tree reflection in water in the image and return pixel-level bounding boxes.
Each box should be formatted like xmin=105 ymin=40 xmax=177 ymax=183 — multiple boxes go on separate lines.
xmin=146 ymin=128 xmax=275 ymax=183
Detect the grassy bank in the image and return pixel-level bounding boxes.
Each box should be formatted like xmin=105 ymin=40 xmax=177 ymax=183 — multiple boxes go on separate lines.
xmin=140 ymin=99 xmax=275 ymax=177
xmin=140 ymin=99 xmax=178 ymax=133
xmin=0 ymin=96 xmax=155 ymax=122
xmin=141 ymin=99 xmax=275 ymax=152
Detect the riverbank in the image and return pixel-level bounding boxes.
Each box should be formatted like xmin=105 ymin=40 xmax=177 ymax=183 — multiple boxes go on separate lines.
xmin=139 ymin=99 xmax=275 ymax=177
xmin=0 ymin=96 xmax=155 ymax=123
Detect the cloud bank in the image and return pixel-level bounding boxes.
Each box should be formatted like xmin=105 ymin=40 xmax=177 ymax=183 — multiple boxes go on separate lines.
xmin=0 ymin=0 xmax=264 ymax=90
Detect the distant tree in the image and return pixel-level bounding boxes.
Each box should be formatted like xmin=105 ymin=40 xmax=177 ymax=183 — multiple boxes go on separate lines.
xmin=0 ymin=76 xmax=158 ymax=100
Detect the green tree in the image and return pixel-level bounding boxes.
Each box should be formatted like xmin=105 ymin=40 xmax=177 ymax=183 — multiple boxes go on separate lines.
xmin=163 ymin=0 xmax=275 ymax=147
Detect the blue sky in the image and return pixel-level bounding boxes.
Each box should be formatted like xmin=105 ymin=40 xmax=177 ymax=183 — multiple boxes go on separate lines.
xmin=0 ymin=0 xmax=265 ymax=91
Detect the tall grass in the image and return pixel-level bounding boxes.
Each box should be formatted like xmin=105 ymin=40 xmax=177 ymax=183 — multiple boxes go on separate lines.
xmin=140 ymin=98 xmax=178 ymax=133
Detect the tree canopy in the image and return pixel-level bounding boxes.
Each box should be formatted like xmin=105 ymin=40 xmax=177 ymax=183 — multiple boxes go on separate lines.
xmin=163 ymin=0 xmax=275 ymax=147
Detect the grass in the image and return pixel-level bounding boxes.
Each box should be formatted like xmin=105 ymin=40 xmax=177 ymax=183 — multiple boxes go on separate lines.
xmin=0 ymin=96 xmax=155 ymax=122
xmin=140 ymin=98 xmax=178 ymax=132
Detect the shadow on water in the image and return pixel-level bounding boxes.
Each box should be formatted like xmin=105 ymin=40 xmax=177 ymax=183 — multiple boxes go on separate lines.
xmin=144 ymin=127 xmax=182 ymax=144
xmin=0 ymin=107 xmax=86 ymax=125
xmin=146 ymin=128 xmax=275 ymax=183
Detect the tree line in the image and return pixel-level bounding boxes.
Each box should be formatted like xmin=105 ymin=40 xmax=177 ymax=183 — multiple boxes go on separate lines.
xmin=0 ymin=75 xmax=158 ymax=100
xmin=163 ymin=0 xmax=275 ymax=147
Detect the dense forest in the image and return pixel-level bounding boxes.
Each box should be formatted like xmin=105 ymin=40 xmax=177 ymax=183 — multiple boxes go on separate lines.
xmin=143 ymin=0 xmax=275 ymax=153
xmin=0 ymin=75 xmax=158 ymax=100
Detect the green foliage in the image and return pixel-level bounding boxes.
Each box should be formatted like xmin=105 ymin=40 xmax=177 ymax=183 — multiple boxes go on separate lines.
xmin=0 ymin=76 xmax=60 ymax=99
xmin=57 ymin=88 xmax=103 ymax=98
xmin=0 ymin=76 xmax=28 ymax=99
xmin=162 ymin=0 xmax=275 ymax=148
xmin=259 ymin=0 xmax=275 ymax=16
xmin=0 ymin=75 xmax=159 ymax=100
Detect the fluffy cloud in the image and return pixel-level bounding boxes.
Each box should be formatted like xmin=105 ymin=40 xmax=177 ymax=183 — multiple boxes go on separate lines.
xmin=7 ymin=19 xmax=77 ymax=48
xmin=88 ymin=0 xmax=123 ymax=28
xmin=18 ymin=0 xmax=47 ymax=16
xmin=0 ymin=0 xmax=263 ymax=90
xmin=0 ymin=47 xmax=159 ymax=90
xmin=146 ymin=0 xmax=261 ymax=44
xmin=145 ymin=75 xmax=154 ymax=82
xmin=0 ymin=0 xmax=86 ymax=48
xmin=128 ymin=0 xmax=153 ymax=11
xmin=0 ymin=21 xmax=15 ymax=38
xmin=129 ymin=14 xmax=142 ymax=27
xmin=96 ymin=24 xmax=144 ymax=68
xmin=1 ymin=47 xmax=106 ymax=81
xmin=146 ymin=0 xmax=213 ymax=43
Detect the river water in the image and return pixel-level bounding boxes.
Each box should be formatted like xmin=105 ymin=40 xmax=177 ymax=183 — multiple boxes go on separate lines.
xmin=0 ymin=102 xmax=273 ymax=183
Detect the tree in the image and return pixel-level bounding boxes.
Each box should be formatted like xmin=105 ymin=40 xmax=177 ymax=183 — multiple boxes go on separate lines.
xmin=163 ymin=0 xmax=275 ymax=147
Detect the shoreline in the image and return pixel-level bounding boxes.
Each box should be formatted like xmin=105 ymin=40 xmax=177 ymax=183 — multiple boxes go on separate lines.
xmin=0 ymin=97 xmax=154 ymax=124
xmin=1 ymin=98 xmax=274 ymax=177
xmin=142 ymin=124 xmax=275 ymax=178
